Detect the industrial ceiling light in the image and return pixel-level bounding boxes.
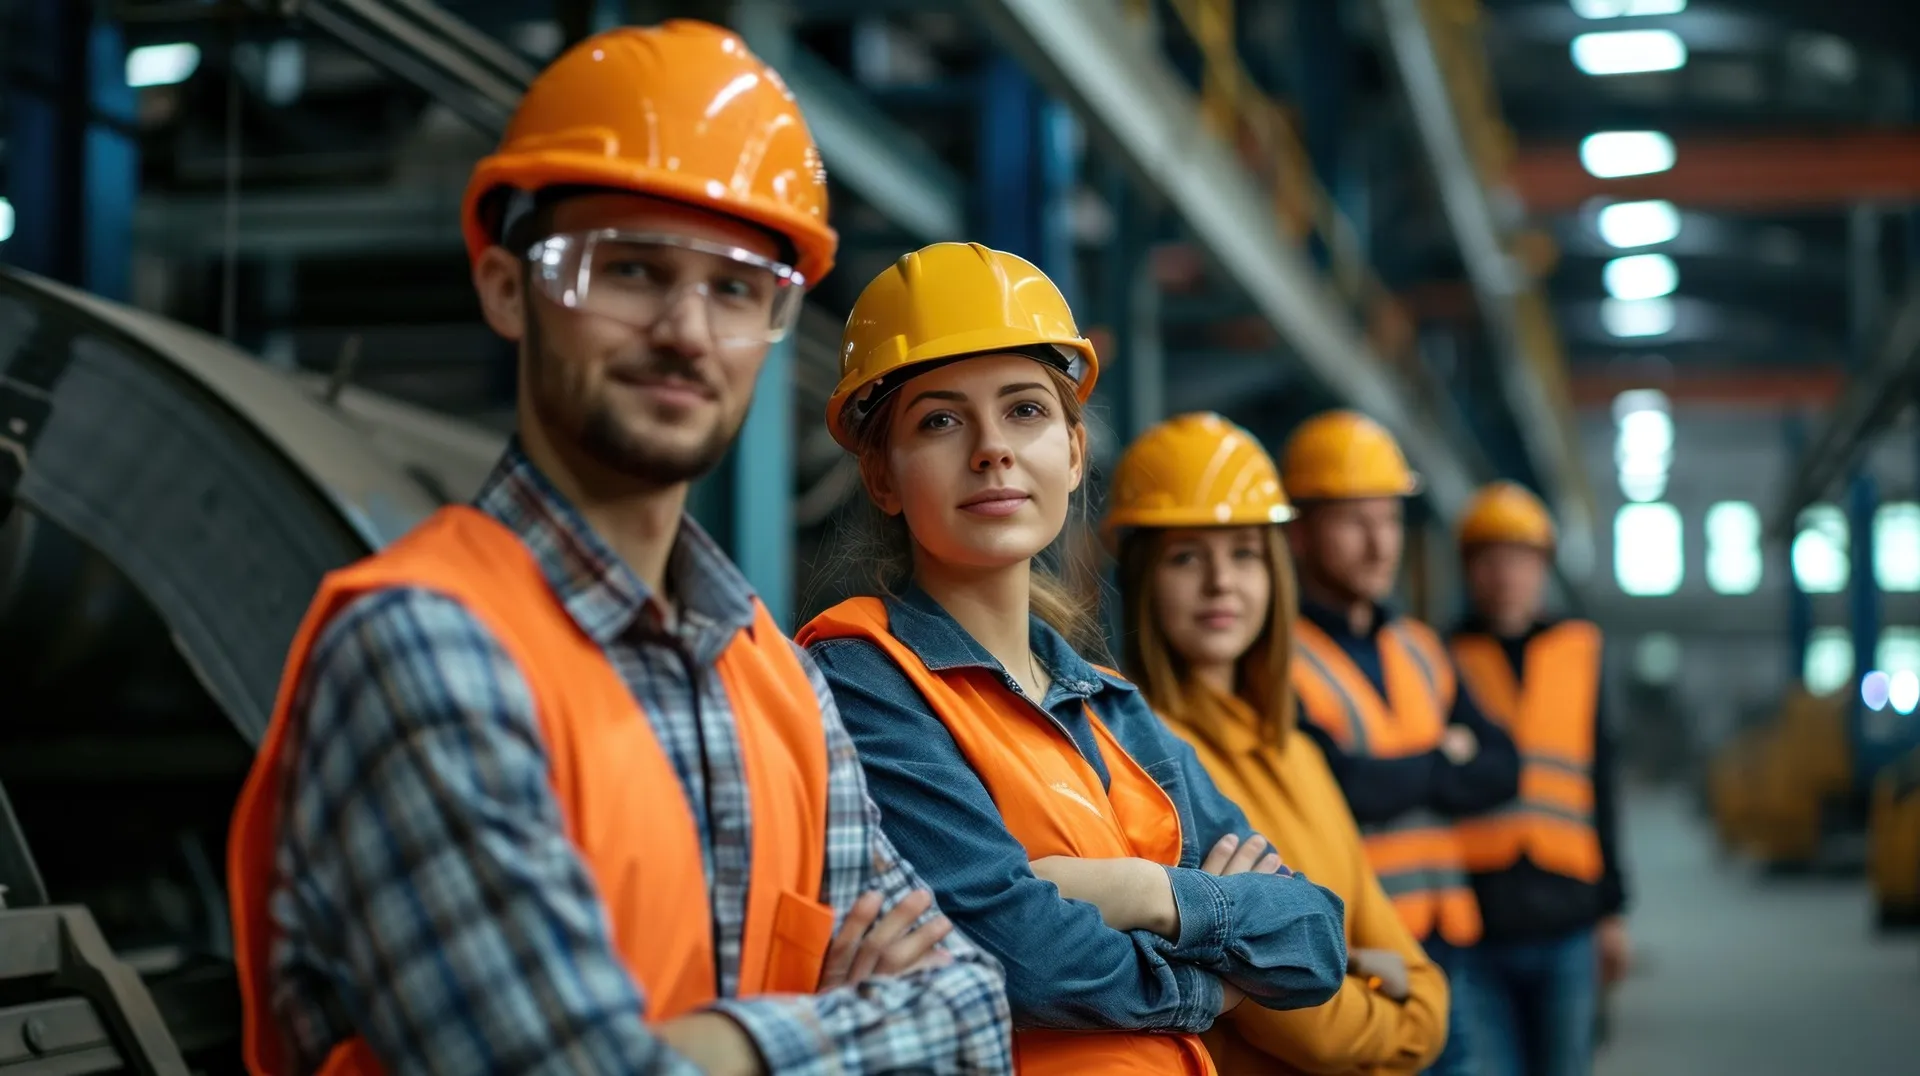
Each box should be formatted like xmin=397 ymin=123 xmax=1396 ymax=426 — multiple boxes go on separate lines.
xmin=0 ymin=197 xmax=12 ymax=244
xmin=1571 ymin=0 xmax=1687 ymax=16
xmin=1601 ymin=296 xmax=1676 ymax=337
xmin=1597 ymin=199 xmax=1681 ymax=248
xmin=1581 ymin=131 xmax=1677 ymax=178
xmin=1572 ymin=30 xmax=1688 ymax=76
xmin=1604 ymin=253 xmax=1679 ymax=301
xmin=125 ymin=43 xmax=201 ymax=89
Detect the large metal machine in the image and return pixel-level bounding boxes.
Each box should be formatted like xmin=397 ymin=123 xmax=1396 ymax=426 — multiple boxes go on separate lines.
xmin=0 ymin=265 xmax=502 ymax=1072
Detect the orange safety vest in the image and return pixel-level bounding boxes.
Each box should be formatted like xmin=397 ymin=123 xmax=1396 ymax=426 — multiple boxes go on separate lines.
xmin=1450 ymin=621 xmax=1605 ymax=883
xmin=1291 ymin=618 xmax=1483 ymax=947
xmin=799 ymin=597 xmax=1216 ymax=1076
xmin=227 ymin=506 xmax=835 ymax=1076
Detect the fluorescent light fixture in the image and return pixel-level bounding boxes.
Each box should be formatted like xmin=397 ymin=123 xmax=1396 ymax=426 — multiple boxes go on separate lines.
xmin=1572 ymin=30 xmax=1688 ymax=76
xmin=1617 ymin=407 xmax=1674 ymax=459
xmin=1611 ymin=387 xmax=1670 ymax=422
xmin=0 ymin=197 xmax=12 ymax=244
xmin=1571 ymin=0 xmax=1687 ymax=17
xmin=1893 ymin=670 xmax=1920 ymax=715
xmin=1601 ymin=296 xmax=1676 ymax=338
xmin=1580 ymin=131 xmax=1676 ymax=178
xmin=126 ymin=42 xmax=201 ymax=89
xmin=1605 ymin=253 xmax=1679 ymax=301
xmin=1597 ymin=199 xmax=1681 ymax=248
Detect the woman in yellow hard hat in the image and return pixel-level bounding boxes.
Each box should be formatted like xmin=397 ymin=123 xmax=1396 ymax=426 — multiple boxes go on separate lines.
xmin=1448 ymin=482 xmax=1629 ymax=1076
xmin=797 ymin=243 xmax=1349 ymax=1076
xmin=1107 ymin=412 xmax=1450 ymax=1075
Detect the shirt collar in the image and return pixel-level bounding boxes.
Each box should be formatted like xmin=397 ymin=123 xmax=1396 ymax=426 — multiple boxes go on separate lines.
xmin=882 ymin=583 xmax=1126 ymax=700
xmin=472 ymin=439 xmax=759 ymax=647
xmin=1298 ymin=596 xmax=1397 ymax=643
xmin=1451 ymin=612 xmax=1559 ymax=642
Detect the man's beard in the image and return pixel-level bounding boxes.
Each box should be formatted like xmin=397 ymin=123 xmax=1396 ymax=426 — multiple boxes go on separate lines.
xmin=526 ymin=318 xmax=740 ymax=486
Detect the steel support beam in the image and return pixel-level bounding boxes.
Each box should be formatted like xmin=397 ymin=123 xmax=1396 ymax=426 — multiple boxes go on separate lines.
xmin=1378 ymin=0 xmax=1591 ymax=560
xmin=1512 ymin=130 xmax=1920 ymax=214
xmin=282 ymin=0 xmax=964 ymax=246
xmin=729 ymin=334 xmax=796 ymax=629
xmin=968 ymin=0 xmax=1480 ymax=518
xmin=1772 ymin=285 xmax=1920 ymax=537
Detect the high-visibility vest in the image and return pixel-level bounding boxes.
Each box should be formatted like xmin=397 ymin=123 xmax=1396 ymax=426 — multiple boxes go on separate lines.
xmin=228 ymin=506 xmax=834 ymax=1075
xmin=1291 ymin=618 xmax=1483 ymax=947
xmin=1449 ymin=621 xmax=1605 ymax=883
xmin=799 ymin=597 xmax=1216 ymax=1076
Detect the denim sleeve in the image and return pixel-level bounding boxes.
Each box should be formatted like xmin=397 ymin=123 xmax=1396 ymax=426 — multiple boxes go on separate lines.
xmin=808 ymin=638 xmax=1222 ymax=1034
xmin=1102 ymin=694 xmax=1347 ymax=1011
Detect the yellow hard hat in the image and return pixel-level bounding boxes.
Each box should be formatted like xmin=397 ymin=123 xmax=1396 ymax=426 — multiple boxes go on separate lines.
xmin=1458 ymin=481 xmax=1555 ymax=549
xmin=1279 ymin=410 xmax=1420 ymax=501
xmin=826 ymin=242 xmax=1099 ymax=450
xmin=1102 ymin=412 xmax=1293 ymax=548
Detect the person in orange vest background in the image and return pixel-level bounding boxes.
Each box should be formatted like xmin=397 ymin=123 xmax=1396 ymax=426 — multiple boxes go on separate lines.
xmin=1448 ymin=481 xmax=1631 ymax=1076
xmin=225 ymin=23 xmax=1013 ymax=1075
xmin=797 ymin=244 xmax=1349 ymax=1075
xmin=1278 ymin=410 xmax=1521 ymax=1076
xmin=1105 ymin=411 xmax=1451 ymax=1075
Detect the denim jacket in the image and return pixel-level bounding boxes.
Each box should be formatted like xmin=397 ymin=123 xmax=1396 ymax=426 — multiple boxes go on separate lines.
xmin=808 ymin=587 xmax=1347 ymax=1034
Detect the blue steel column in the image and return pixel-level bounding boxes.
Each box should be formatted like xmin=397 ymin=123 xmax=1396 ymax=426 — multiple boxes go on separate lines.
xmin=730 ymin=333 xmax=796 ymax=629
xmin=1093 ymin=174 xmax=1164 ymax=447
xmin=1848 ymin=204 xmax=1884 ymax=781
xmin=2 ymin=1 xmax=136 ymax=298
xmin=977 ymin=51 xmax=1038 ymax=262
xmin=1785 ymin=415 xmax=1813 ymax=678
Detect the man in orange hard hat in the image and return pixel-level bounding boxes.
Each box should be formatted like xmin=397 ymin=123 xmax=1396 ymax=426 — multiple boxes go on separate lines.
xmin=1279 ymin=410 xmax=1521 ymax=1076
xmin=1448 ymin=481 xmax=1629 ymax=1076
xmin=226 ymin=22 xmax=1011 ymax=1075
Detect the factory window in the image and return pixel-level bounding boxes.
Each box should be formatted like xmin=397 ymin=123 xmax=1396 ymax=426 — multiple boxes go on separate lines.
xmin=1804 ymin=627 xmax=1854 ymax=697
xmin=1704 ymin=501 xmax=1762 ymax=595
xmin=1874 ymin=502 xmax=1920 ymax=593
xmin=1614 ymin=502 xmax=1683 ymax=596
xmin=1876 ymin=627 xmax=1920 ymax=675
xmin=1791 ymin=503 xmax=1849 ymax=594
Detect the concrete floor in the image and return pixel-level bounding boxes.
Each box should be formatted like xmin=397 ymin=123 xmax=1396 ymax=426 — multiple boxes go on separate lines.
xmin=1596 ymin=791 xmax=1920 ymax=1076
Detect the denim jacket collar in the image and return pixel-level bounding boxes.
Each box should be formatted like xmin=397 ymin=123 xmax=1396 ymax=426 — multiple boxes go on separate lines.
xmin=882 ymin=584 xmax=1134 ymax=702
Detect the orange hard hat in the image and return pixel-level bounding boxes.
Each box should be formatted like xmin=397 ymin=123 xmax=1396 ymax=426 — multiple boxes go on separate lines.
xmin=827 ymin=243 xmax=1098 ymax=450
xmin=1279 ymin=410 xmax=1420 ymax=501
xmin=1458 ymin=481 xmax=1555 ymax=549
xmin=461 ymin=21 xmax=837 ymax=285
xmin=1102 ymin=412 xmax=1293 ymax=548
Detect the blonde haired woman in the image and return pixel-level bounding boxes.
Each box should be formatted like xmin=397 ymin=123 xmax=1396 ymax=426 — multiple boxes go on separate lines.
xmin=1107 ymin=412 xmax=1449 ymax=1074
xmin=797 ymin=244 xmax=1348 ymax=1075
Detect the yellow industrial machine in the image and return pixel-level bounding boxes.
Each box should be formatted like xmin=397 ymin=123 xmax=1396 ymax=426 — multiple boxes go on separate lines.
xmin=1869 ymin=744 xmax=1920 ymax=931
xmin=1708 ymin=685 xmax=1852 ymax=866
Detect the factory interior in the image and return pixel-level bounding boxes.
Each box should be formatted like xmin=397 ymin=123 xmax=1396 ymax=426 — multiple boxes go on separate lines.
xmin=3 ymin=0 xmax=1920 ymax=1072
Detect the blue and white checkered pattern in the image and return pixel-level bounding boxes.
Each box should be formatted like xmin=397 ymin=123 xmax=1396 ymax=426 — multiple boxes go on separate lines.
xmin=266 ymin=441 xmax=1012 ymax=1074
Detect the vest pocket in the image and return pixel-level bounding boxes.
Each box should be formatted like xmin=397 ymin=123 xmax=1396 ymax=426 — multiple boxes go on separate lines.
xmin=765 ymin=889 xmax=837 ymax=993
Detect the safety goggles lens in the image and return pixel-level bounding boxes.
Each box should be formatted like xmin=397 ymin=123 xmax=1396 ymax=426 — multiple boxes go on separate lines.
xmin=528 ymin=231 xmax=805 ymax=348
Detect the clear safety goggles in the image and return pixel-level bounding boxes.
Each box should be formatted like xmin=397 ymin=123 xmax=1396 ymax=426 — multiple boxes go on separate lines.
xmin=527 ymin=230 xmax=806 ymax=350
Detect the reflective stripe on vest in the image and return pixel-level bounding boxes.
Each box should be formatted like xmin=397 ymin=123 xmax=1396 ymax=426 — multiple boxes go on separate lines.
xmin=1450 ymin=620 xmax=1605 ymax=883
xmin=1291 ymin=618 xmax=1483 ymax=946
xmin=228 ymin=506 xmax=833 ymax=1075
xmin=799 ymin=598 xmax=1215 ymax=1076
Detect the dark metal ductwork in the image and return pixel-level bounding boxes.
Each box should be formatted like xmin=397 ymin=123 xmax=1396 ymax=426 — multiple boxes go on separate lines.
xmin=0 ymin=266 xmax=502 ymax=1070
